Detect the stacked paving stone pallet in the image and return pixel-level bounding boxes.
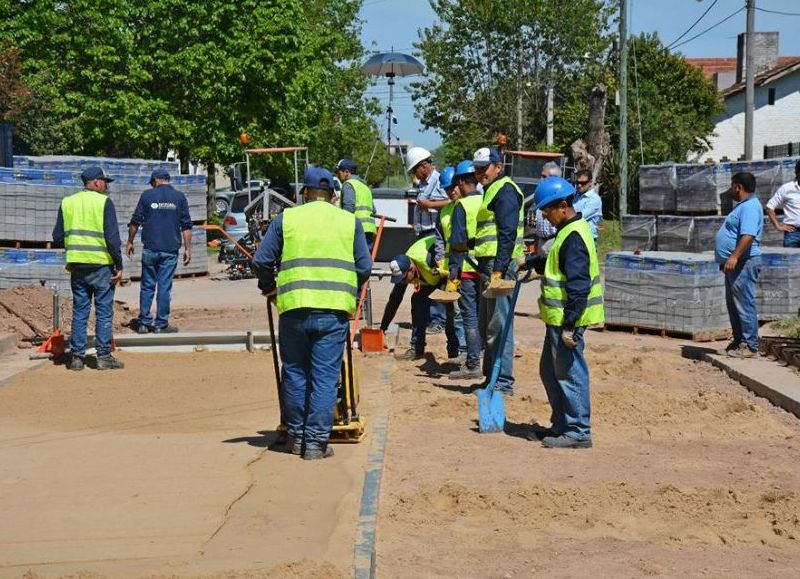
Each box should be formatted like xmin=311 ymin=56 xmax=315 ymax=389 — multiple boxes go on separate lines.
xmin=757 ymin=248 xmax=800 ymax=321
xmin=620 ymin=215 xmax=656 ymax=251
xmin=123 ymin=225 xmax=208 ymax=280
xmin=604 ymin=252 xmax=729 ymax=336
xmin=0 ymin=248 xmax=71 ymax=295
xmin=638 ymin=165 xmax=677 ymax=212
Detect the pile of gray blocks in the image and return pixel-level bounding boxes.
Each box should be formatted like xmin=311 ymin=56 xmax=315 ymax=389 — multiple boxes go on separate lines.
xmin=604 ymin=251 xmax=729 ymax=335
xmin=122 ymin=225 xmax=208 ymax=280
xmin=675 ymin=163 xmax=732 ymax=214
xmin=757 ymin=248 xmax=800 ymax=321
xmin=620 ymin=215 xmax=656 ymax=251
xmin=730 ymin=160 xmax=783 ymax=207
xmin=638 ymin=165 xmax=677 ymax=212
xmin=0 ymin=248 xmax=71 ymax=295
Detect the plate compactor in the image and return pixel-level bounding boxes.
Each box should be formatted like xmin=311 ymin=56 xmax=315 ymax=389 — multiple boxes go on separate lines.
xmin=267 ymin=298 xmax=366 ymax=444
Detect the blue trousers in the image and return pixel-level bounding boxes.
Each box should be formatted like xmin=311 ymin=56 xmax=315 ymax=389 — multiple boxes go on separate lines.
xmin=783 ymin=230 xmax=800 ymax=248
xmin=724 ymin=257 xmax=760 ymax=351
xmin=137 ymin=249 xmax=179 ymax=330
xmin=410 ymin=285 xmax=460 ymax=356
xmin=478 ymin=258 xmax=516 ymax=390
xmin=458 ymin=277 xmax=481 ymax=369
xmin=279 ymin=310 xmax=348 ymax=448
xmin=70 ymin=265 xmax=115 ymax=357
xmin=540 ymin=325 xmax=591 ymax=441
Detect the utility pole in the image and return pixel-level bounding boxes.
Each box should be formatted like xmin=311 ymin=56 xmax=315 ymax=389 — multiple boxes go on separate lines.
xmin=516 ymin=41 xmax=524 ymax=149
xmin=744 ymin=0 xmax=755 ymax=160
xmin=619 ymin=0 xmax=628 ymax=215
xmin=546 ymin=85 xmax=554 ymax=146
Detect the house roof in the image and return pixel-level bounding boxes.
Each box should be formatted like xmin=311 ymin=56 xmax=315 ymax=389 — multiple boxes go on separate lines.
xmin=686 ymin=56 xmax=800 ymax=79
xmin=721 ymin=56 xmax=800 ymax=97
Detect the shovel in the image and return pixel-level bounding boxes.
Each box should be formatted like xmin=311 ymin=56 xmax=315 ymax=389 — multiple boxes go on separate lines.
xmin=462 ymin=254 xmax=515 ymax=299
xmin=476 ymin=268 xmax=534 ymax=433
xmin=429 ymin=288 xmax=460 ymax=303
xmin=266 ymin=296 xmax=287 ymax=441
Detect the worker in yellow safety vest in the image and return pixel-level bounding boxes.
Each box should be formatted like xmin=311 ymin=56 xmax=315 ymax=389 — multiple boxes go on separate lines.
xmin=252 ymin=166 xmax=372 ymax=460
xmin=52 ymin=166 xmax=125 ymax=372
xmin=335 ymin=159 xmax=377 ymax=249
xmin=472 ymin=147 xmax=525 ymax=395
xmin=517 ymin=176 xmax=604 ymax=449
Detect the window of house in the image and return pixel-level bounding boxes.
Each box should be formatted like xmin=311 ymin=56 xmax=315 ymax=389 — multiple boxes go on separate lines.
xmin=768 ymin=88 xmax=776 ymax=105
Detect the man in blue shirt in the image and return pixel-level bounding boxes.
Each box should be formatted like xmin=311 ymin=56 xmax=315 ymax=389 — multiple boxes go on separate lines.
xmin=571 ymin=169 xmax=602 ymax=240
xmin=127 ymin=169 xmax=193 ymax=334
xmin=715 ymin=171 xmax=762 ymax=358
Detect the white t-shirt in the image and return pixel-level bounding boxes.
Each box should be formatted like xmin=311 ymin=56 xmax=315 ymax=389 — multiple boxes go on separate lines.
xmin=767 ymin=180 xmax=800 ymax=226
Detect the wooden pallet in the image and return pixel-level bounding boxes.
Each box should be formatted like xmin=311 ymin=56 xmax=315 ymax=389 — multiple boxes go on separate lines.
xmin=603 ymin=323 xmax=731 ymax=343
xmin=638 ymin=210 xmax=722 ymax=217
xmin=0 ymin=240 xmax=57 ymax=249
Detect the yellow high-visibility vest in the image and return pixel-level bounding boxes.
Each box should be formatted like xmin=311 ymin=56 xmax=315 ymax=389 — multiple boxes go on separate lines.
xmin=474 ymin=176 xmax=524 ymax=259
xmin=60 ymin=189 xmax=114 ymax=265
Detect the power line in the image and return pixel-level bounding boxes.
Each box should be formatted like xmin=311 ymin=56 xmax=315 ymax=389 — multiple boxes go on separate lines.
xmin=671 ymin=6 xmax=745 ymax=50
xmin=667 ymin=0 xmax=719 ymax=48
xmin=756 ymin=6 xmax=800 ymax=17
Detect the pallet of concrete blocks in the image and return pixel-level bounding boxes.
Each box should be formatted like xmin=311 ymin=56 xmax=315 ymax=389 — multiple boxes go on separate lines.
xmin=121 ymin=225 xmax=209 ymax=281
xmin=756 ymin=248 xmax=800 ymax=321
xmin=778 ymin=157 xmax=800 ymax=186
xmin=730 ymin=159 xmax=783 ymax=207
xmin=13 ymin=155 xmax=179 ymax=177
xmin=675 ymin=162 xmax=731 ymax=214
xmin=0 ymin=181 xmax=74 ymax=242
xmin=762 ymin=216 xmax=785 ymax=247
xmin=655 ymin=215 xmax=726 ymax=253
xmin=620 ymin=215 xmax=656 ymax=251
xmin=0 ymin=248 xmax=71 ymax=295
xmin=638 ymin=164 xmax=677 ymax=212
xmin=604 ymin=251 xmax=729 ymax=338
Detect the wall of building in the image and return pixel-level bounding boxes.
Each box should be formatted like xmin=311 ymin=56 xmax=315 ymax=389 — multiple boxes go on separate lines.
xmin=703 ymin=71 xmax=800 ymax=162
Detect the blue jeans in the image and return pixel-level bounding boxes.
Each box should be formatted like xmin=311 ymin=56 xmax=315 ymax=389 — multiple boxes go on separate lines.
xmin=459 ymin=277 xmax=481 ymax=369
xmin=478 ymin=258 xmax=516 ymax=390
xmin=540 ymin=325 xmax=591 ymax=441
xmin=279 ymin=309 xmax=348 ymax=448
xmin=783 ymin=230 xmax=800 ymax=248
xmin=724 ymin=257 xmax=760 ymax=351
xmin=452 ymin=301 xmax=467 ymax=354
xmin=70 ymin=265 xmax=115 ymax=357
xmin=410 ymin=285 xmax=459 ymax=356
xmin=138 ymin=249 xmax=179 ymax=329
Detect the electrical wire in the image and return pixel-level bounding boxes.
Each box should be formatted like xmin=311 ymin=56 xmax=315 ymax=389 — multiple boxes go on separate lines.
xmin=756 ymin=6 xmax=800 ymax=17
xmin=666 ymin=0 xmax=719 ymax=48
xmin=671 ymin=7 xmax=746 ymax=50
xmin=631 ymin=36 xmax=645 ymax=166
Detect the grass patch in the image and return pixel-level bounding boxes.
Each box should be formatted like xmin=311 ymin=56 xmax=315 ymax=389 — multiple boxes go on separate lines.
xmin=597 ymin=219 xmax=621 ymax=263
xmin=773 ymin=316 xmax=800 ymax=338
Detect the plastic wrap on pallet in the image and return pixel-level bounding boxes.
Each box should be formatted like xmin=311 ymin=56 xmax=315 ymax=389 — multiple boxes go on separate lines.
xmin=638 ymin=164 xmax=677 ymax=212
xmin=620 ymin=214 xmax=656 ymax=251
xmin=730 ymin=159 xmax=783 ymax=208
xmin=675 ymin=163 xmax=731 ymax=214
xmin=655 ymin=215 xmax=725 ymax=253
xmin=762 ymin=216 xmax=785 ymax=247
xmin=756 ymin=248 xmax=800 ymax=321
xmin=604 ymin=251 xmax=729 ymax=334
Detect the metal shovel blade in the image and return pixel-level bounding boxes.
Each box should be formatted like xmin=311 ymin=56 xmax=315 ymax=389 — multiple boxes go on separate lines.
xmin=429 ymin=289 xmax=461 ymax=303
xmin=482 ymin=284 xmax=515 ymax=299
xmin=476 ymin=387 xmax=505 ymax=433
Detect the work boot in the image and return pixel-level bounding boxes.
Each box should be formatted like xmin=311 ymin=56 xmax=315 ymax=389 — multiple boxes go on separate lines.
xmin=286 ymin=436 xmax=302 ymax=455
xmin=727 ymin=344 xmax=757 ymax=359
xmin=449 ymin=365 xmax=482 ymax=380
xmin=427 ymin=323 xmax=444 ymax=334
xmin=152 ymin=325 xmax=179 ymax=334
xmin=303 ymin=446 xmax=334 ymax=460
xmin=135 ymin=323 xmax=152 ymax=334
xmin=541 ymin=435 xmax=592 ymax=449
xmin=96 ymin=354 xmax=125 ymax=370
xmin=717 ymin=340 xmax=740 ymax=356
xmin=396 ymin=348 xmax=424 ymax=361
xmin=68 ymin=356 xmax=84 ymax=371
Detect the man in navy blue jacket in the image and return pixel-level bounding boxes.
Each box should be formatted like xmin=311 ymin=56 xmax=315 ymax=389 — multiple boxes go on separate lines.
xmin=127 ymin=169 xmax=192 ymax=333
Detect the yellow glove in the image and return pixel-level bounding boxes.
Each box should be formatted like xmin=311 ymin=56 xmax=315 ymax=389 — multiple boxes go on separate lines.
xmin=490 ymin=271 xmax=503 ymax=283
xmin=445 ymin=278 xmax=461 ymax=293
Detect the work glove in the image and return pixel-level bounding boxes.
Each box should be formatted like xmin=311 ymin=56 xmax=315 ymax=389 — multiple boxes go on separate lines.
xmin=445 ymin=278 xmax=461 ymax=293
xmin=515 ymin=256 xmax=529 ymax=270
xmin=561 ymin=329 xmax=578 ymax=349
xmin=434 ymin=260 xmax=448 ymax=281
xmin=490 ymin=271 xmax=504 ymax=283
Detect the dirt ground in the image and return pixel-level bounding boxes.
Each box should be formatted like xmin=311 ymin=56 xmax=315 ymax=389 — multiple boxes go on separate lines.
xmin=376 ymin=311 xmax=800 ymax=578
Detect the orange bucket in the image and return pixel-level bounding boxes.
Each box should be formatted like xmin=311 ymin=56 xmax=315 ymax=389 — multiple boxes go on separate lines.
xmin=360 ymin=328 xmax=386 ymax=353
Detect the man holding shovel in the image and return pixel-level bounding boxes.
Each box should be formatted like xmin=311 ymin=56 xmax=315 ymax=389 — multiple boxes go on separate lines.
xmin=517 ymin=176 xmax=604 ymax=449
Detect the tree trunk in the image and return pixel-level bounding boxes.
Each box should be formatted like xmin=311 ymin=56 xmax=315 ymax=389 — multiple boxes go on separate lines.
xmin=569 ymin=83 xmax=610 ymax=184
xmin=179 ymin=147 xmax=190 ymax=175
xmin=206 ymin=161 xmax=216 ymax=220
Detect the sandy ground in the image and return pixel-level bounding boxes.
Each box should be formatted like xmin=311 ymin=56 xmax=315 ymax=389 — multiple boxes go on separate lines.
xmin=376 ymin=303 xmax=800 ymax=578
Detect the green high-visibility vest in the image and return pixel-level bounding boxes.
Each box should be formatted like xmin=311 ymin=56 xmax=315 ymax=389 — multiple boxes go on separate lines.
xmin=345 ymin=178 xmax=376 ymax=235
xmin=539 ymin=218 xmax=604 ymax=328
xmin=277 ymin=201 xmax=358 ymax=315
xmin=453 ymin=193 xmax=482 ymax=273
xmin=474 ymin=176 xmax=525 ymax=260
xmin=405 ymin=235 xmax=440 ymax=287
xmin=60 ymin=189 xmax=114 ymax=265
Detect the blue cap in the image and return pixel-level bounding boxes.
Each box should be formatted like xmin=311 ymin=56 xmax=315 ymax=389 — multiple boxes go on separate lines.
xmin=439 ymin=166 xmax=456 ymax=190
xmin=149 ymin=168 xmax=171 ymax=183
xmin=80 ymin=166 xmax=114 ymax=183
xmin=534 ymin=176 xmax=576 ymax=211
xmin=472 ymin=147 xmax=502 ymax=167
xmin=389 ymin=254 xmax=412 ymax=284
xmin=336 ymin=159 xmax=358 ymax=173
xmin=303 ymin=166 xmax=335 ymax=192
xmin=454 ymin=160 xmax=475 ymax=178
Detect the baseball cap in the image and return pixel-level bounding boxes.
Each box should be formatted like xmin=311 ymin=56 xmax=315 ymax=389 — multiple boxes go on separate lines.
xmin=81 ymin=166 xmax=114 ymax=183
xmin=472 ymin=147 xmax=502 ymax=167
xmin=303 ymin=166 xmax=335 ymax=192
xmin=389 ymin=255 xmax=412 ymax=284
xmin=336 ymin=159 xmax=357 ymax=173
xmin=149 ymin=168 xmax=171 ymax=183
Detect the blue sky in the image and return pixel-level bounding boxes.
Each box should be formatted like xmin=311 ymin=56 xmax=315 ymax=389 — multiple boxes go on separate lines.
xmin=359 ymin=0 xmax=800 ymax=151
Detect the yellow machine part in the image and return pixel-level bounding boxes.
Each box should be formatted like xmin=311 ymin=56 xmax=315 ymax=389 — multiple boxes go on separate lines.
xmin=331 ymin=348 xmax=366 ymax=443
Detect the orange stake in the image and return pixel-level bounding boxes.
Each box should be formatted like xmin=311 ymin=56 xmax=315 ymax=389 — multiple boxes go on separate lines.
xmin=351 ymin=215 xmax=388 ymax=341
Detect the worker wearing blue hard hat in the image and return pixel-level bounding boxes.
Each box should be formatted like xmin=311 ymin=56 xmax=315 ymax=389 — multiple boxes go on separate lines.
xmin=472 ymin=146 xmax=526 ymax=395
xmin=442 ymin=159 xmax=484 ymax=379
xmin=517 ymin=175 xmax=604 ymax=449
